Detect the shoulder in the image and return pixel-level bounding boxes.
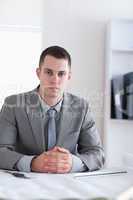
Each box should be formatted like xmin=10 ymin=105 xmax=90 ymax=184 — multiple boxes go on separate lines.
xmin=64 ymin=92 xmax=90 ymax=109
xmin=3 ymin=88 xmax=36 ymax=106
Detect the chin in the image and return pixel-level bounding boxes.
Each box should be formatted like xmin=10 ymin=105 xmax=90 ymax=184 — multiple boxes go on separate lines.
xmin=47 ymin=91 xmax=58 ymax=96
xmin=51 ymin=92 xmax=63 ymax=99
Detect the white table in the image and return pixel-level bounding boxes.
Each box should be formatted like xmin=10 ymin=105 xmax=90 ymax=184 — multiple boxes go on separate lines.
xmin=74 ymin=167 xmax=133 ymax=199
xmin=0 ymin=168 xmax=133 ymax=199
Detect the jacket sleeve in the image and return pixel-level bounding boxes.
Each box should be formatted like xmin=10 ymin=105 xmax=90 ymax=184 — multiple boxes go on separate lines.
xmin=77 ymin=101 xmax=105 ymax=171
xmin=0 ymin=97 xmax=24 ymax=170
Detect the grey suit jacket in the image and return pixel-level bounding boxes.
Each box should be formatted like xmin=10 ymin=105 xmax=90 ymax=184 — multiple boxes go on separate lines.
xmin=0 ymin=88 xmax=104 ymax=171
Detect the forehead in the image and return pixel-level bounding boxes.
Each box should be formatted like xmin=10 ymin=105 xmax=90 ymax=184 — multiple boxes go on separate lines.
xmin=41 ymin=55 xmax=69 ymax=71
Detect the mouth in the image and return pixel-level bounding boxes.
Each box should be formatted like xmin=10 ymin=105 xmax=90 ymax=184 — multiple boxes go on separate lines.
xmin=48 ymin=87 xmax=60 ymax=91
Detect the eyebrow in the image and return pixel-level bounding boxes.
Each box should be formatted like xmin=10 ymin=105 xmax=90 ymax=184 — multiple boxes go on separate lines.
xmin=44 ymin=68 xmax=66 ymax=73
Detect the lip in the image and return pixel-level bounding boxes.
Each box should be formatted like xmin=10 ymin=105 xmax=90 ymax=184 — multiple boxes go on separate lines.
xmin=48 ymin=87 xmax=59 ymax=90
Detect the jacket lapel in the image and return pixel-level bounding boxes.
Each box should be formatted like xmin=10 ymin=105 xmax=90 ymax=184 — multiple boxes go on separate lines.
xmin=26 ymin=89 xmax=46 ymax=152
xmin=56 ymin=93 xmax=75 ymax=146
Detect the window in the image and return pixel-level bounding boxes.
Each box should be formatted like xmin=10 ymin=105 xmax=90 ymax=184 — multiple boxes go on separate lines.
xmin=0 ymin=25 xmax=42 ymax=107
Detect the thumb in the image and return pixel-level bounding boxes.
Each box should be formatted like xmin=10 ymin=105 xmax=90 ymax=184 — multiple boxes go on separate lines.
xmin=52 ymin=146 xmax=59 ymax=151
xmin=56 ymin=146 xmax=69 ymax=153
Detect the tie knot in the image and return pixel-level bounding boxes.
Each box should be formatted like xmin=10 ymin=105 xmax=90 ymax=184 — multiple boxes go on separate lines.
xmin=47 ymin=108 xmax=56 ymax=118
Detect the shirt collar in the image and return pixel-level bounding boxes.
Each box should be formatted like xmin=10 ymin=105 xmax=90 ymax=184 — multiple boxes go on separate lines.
xmin=38 ymin=94 xmax=63 ymax=114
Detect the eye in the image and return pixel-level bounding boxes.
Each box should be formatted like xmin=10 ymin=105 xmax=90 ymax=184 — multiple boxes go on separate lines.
xmin=44 ymin=69 xmax=53 ymax=76
xmin=58 ymin=71 xmax=66 ymax=77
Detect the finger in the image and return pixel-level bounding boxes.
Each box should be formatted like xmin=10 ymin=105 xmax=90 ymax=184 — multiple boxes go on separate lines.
xmin=44 ymin=155 xmax=69 ymax=165
xmin=52 ymin=146 xmax=59 ymax=151
xmin=44 ymin=151 xmax=72 ymax=167
xmin=43 ymin=165 xmax=57 ymax=173
xmin=56 ymin=146 xmax=69 ymax=153
xmin=48 ymin=146 xmax=68 ymax=155
xmin=44 ymin=163 xmax=71 ymax=173
xmin=52 ymin=148 xmax=70 ymax=160
xmin=43 ymin=153 xmax=71 ymax=169
xmin=47 ymin=159 xmax=69 ymax=166
xmin=45 ymin=150 xmax=68 ymax=160
xmin=46 ymin=146 xmax=58 ymax=152
xmin=55 ymin=163 xmax=71 ymax=173
xmin=43 ymin=164 xmax=68 ymax=173
xmin=55 ymin=153 xmax=69 ymax=161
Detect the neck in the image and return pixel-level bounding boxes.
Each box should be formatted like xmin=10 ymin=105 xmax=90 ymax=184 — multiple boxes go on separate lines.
xmin=38 ymin=87 xmax=63 ymax=106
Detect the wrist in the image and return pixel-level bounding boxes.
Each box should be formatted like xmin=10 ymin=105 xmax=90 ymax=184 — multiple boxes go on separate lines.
xmin=31 ymin=155 xmax=38 ymax=172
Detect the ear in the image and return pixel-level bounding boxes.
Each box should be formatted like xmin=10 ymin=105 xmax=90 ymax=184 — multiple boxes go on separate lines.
xmin=36 ymin=68 xmax=40 ymax=79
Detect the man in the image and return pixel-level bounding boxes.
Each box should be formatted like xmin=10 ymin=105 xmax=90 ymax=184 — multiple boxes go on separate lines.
xmin=0 ymin=46 xmax=104 ymax=173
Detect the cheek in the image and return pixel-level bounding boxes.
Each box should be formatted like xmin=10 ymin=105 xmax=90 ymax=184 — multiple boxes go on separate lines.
xmin=60 ymin=78 xmax=68 ymax=86
xmin=39 ymin=74 xmax=48 ymax=82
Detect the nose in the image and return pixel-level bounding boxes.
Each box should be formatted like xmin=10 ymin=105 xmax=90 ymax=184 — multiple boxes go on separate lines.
xmin=51 ymin=73 xmax=59 ymax=83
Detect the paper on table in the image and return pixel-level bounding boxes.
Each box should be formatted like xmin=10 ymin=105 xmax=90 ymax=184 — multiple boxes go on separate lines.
xmin=0 ymin=170 xmax=101 ymax=199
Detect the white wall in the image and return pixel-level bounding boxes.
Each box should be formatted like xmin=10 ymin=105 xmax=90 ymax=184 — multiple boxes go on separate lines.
xmin=0 ymin=0 xmax=133 ymax=167
xmin=0 ymin=0 xmax=43 ymax=26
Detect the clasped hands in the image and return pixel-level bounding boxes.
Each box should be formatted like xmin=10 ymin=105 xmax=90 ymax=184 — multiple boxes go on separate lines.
xmin=31 ymin=146 xmax=72 ymax=173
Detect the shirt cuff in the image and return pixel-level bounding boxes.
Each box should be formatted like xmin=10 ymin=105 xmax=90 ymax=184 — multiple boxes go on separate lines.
xmin=70 ymin=154 xmax=87 ymax=173
xmin=17 ymin=155 xmax=35 ymax=172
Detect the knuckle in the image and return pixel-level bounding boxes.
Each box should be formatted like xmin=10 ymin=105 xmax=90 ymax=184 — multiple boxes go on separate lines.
xmin=56 ymin=168 xmax=60 ymax=173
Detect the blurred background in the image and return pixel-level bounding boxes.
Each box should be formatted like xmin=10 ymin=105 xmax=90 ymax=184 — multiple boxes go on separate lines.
xmin=0 ymin=0 xmax=133 ymax=168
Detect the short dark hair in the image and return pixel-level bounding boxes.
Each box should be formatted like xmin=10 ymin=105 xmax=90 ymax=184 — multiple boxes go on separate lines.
xmin=39 ymin=46 xmax=71 ymax=68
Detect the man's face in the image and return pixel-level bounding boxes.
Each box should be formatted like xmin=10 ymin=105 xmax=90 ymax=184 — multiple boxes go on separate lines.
xmin=36 ymin=55 xmax=71 ymax=98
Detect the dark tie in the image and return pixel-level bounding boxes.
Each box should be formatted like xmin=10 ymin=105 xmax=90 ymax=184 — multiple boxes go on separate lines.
xmin=47 ymin=108 xmax=57 ymax=150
